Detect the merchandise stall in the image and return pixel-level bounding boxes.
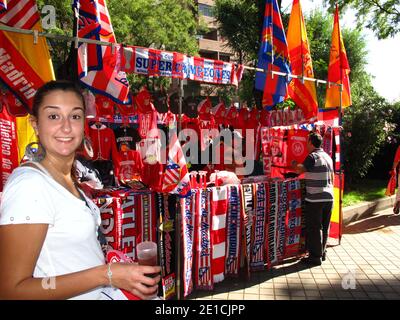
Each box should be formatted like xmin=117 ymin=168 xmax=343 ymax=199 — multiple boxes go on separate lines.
xmin=0 ymin=19 xmax=345 ymax=302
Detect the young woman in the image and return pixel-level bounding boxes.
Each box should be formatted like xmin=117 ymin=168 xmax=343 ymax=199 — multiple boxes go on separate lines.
xmin=0 ymin=80 xmax=160 ymax=299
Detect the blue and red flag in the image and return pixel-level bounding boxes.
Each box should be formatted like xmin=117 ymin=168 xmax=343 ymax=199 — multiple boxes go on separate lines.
xmin=255 ymin=0 xmax=291 ymax=109
xmin=162 ymin=131 xmax=191 ymax=197
xmin=72 ymin=0 xmax=131 ymax=105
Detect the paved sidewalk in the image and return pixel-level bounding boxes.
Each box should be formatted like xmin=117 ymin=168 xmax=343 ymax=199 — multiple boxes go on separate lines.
xmin=188 ymin=208 xmax=400 ymax=300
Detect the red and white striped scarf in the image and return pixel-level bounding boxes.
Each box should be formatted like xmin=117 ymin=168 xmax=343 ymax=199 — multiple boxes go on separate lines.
xmin=225 ymin=185 xmax=241 ymax=276
xmin=285 ymin=179 xmax=302 ymax=259
xmin=181 ymin=193 xmax=195 ymax=297
xmin=210 ymin=186 xmax=228 ymax=283
xmin=251 ymin=183 xmax=267 ymax=271
xmin=194 ymin=188 xmax=213 ymax=290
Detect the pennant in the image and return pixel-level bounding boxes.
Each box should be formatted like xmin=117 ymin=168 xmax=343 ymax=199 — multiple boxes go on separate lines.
xmin=255 ymin=0 xmax=291 ymax=108
xmin=161 ymin=131 xmax=191 ymax=197
xmin=287 ymin=0 xmax=318 ymax=120
xmin=72 ymin=0 xmax=131 ymax=105
xmin=325 ymin=5 xmax=351 ymax=108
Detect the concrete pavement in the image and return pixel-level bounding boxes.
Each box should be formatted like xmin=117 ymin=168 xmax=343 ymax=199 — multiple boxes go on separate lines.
xmin=187 ymin=207 xmax=400 ymax=300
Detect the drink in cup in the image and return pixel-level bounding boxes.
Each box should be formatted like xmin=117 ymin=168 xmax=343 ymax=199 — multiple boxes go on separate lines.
xmin=136 ymin=241 xmax=159 ymax=298
xmin=136 ymin=241 xmax=158 ymax=266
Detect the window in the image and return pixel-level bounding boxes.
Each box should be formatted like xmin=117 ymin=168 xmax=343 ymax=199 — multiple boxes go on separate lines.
xmin=198 ymin=4 xmax=214 ymax=17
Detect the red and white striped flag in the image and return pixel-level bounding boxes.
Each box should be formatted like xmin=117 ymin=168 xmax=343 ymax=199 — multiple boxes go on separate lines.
xmin=72 ymin=0 xmax=131 ymax=105
xmin=0 ymin=0 xmax=39 ymax=29
xmin=161 ymin=131 xmax=191 ymax=197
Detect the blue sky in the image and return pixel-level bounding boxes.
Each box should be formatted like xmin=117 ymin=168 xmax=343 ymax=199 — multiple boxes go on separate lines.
xmin=281 ymin=0 xmax=400 ymax=102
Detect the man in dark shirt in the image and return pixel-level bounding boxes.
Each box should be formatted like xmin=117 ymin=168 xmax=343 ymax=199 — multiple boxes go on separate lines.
xmin=292 ymin=132 xmax=334 ymax=266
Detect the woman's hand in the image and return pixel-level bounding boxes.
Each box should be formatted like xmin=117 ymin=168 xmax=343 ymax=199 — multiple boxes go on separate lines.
xmin=108 ymin=262 xmax=161 ymax=300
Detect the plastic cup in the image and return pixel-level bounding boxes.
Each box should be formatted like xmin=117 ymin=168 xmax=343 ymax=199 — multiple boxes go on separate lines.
xmin=136 ymin=241 xmax=158 ymax=266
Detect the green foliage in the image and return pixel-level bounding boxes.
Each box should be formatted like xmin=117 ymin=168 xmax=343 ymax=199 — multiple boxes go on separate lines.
xmin=325 ymin=0 xmax=400 ymax=39
xmin=214 ymin=0 xmax=264 ymax=63
xmin=342 ymin=72 xmax=396 ymax=184
xmin=36 ymin=0 xmax=201 ymax=87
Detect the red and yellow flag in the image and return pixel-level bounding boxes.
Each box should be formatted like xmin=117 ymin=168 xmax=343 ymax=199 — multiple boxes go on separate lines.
xmin=325 ymin=5 xmax=351 ymax=108
xmin=287 ymin=0 xmax=318 ymax=120
xmin=0 ymin=0 xmax=55 ymax=161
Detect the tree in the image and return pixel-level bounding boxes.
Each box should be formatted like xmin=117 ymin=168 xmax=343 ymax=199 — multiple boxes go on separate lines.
xmin=325 ymin=0 xmax=400 ymax=39
xmin=36 ymin=0 xmax=202 ymax=81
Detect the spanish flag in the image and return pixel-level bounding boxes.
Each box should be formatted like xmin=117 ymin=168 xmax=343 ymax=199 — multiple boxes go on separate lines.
xmin=0 ymin=0 xmax=55 ymax=161
xmin=325 ymin=5 xmax=351 ymax=109
xmin=287 ymin=0 xmax=318 ymax=120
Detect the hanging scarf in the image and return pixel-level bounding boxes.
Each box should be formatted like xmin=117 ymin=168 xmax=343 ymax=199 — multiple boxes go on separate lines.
xmin=181 ymin=192 xmax=195 ymax=297
xmin=138 ymin=192 xmax=157 ymax=243
xmin=277 ymin=181 xmax=288 ymax=263
xmin=97 ymin=196 xmax=123 ymax=253
xmin=194 ymin=188 xmax=213 ymax=290
xmin=157 ymin=193 xmax=176 ymax=300
xmin=210 ymin=186 xmax=228 ymax=283
xmin=322 ymin=126 xmax=333 ymax=157
xmin=267 ymin=181 xmax=279 ymax=269
xmin=241 ymin=184 xmax=254 ymax=278
xmin=285 ymin=179 xmax=302 ymax=258
xmin=261 ymin=127 xmax=272 ymax=178
xmin=225 ymin=185 xmax=241 ymax=276
xmin=251 ymin=183 xmax=267 ymax=271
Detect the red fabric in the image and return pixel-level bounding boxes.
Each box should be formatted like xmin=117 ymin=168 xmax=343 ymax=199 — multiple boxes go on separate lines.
xmin=385 ymin=170 xmax=397 ymax=197
xmin=1 ymin=91 xmax=28 ymax=117
xmin=88 ymin=124 xmax=120 ymax=174
xmin=116 ymin=98 xmax=136 ymax=116
xmin=260 ymin=109 xmax=270 ymax=127
xmin=286 ymin=128 xmax=309 ymax=165
xmin=198 ymin=98 xmax=212 ymax=121
xmin=116 ymin=150 xmax=143 ymax=183
xmin=95 ymin=95 xmax=114 ymax=119
xmin=212 ymin=101 xmax=226 ymax=126
xmin=210 ymin=186 xmax=228 ymax=283
xmin=237 ymin=107 xmax=250 ymax=130
xmin=0 ymin=105 xmax=19 ymax=191
xmin=225 ymin=105 xmax=239 ymax=128
xmin=135 ymin=87 xmax=153 ymax=114
xmin=247 ymin=108 xmax=260 ymax=129
xmin=138 ymin=104 xmax=158 ymax=139
xmin=393 ymin=145 xmax=400 ymax=168
xmin=141 ymin=162 xmax=164 ymax=192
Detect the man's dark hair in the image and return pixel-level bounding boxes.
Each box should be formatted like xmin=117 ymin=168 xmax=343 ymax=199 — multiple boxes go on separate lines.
xmin=308 ymin=132 xmax=323 ymax=148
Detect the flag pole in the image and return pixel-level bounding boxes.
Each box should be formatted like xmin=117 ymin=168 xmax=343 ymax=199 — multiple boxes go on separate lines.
xmin=337 ymin=3 xmax=344 ymax=245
